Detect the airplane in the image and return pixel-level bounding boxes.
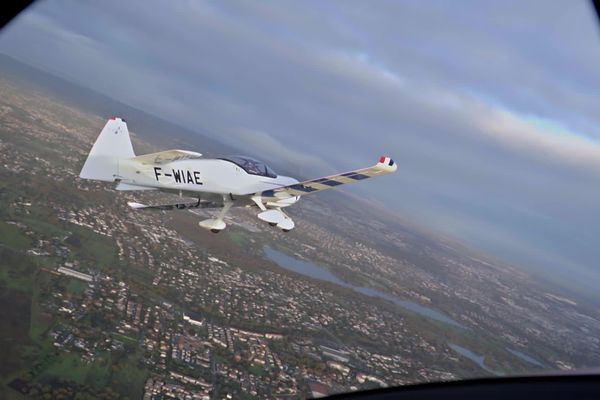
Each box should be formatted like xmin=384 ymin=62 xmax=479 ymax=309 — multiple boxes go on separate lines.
xmin=79 ymin=117 xmax=397 ymax=233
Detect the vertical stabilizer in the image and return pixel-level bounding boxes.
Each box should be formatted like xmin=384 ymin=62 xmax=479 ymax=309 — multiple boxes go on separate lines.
xmin=79 ymin=117 xmax=135 ymax=182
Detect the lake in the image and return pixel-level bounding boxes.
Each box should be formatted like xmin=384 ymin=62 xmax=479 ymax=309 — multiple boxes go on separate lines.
xmin=263 ymin=246 xmax=464 ymax=328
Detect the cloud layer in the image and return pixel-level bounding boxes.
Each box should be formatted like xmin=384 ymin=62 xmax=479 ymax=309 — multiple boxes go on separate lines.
xmin=2 ymin=0 xmax=600 ymax=295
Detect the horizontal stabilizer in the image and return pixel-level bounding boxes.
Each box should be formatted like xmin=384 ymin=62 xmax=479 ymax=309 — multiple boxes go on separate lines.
xmin=257 ymin=155 xmax=397 ymax=198
xmin=130 ymin=149 xmax=202 ymax=165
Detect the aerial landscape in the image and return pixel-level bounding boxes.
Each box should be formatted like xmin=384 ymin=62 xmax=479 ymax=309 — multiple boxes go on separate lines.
xmin=1 ymin=51 xmax=600 ymax=399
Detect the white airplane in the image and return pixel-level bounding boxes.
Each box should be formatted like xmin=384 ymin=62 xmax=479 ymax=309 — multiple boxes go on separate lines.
xmin=80 ymin=117 xmax=397 ymax=233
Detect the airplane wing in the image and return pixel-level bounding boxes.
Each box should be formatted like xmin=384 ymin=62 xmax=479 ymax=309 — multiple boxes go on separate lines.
xmin=127 ymin=199 xmax=222 ymax=211
xmin=130 ymin=149 xmax=203 ymax=164
xmin=259 ymin=156 xmax=397 ymax=198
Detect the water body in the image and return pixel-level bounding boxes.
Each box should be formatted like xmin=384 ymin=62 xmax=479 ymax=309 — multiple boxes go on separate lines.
xmin=263 ymin=246 xmax=464 ymax=328
xmin=506 ymin=348 xmax=546 ymax=368
xmin=448 ymin=343 xmax=499 ymax=375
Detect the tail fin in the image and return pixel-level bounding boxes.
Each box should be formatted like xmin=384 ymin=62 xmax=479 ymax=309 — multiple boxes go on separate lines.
xmin=79 ymin=117 xmax=135 ymax=182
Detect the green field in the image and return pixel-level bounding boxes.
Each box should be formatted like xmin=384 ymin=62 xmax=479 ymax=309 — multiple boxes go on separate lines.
xmin=0 ymin=222 xmax=30 ymax=250
xmin=78 ymin=234 xmax=117 ymax=267
xmin=0 ymin=248 xmax=35 ymax=293
xmin=66 ymin=279 xmax=87 ymax=296
xmin=38 ymin=353 xmax=92 ymax=385
xmin=111 ymin=332 xmax=138 ymax=345
xmin=18 ymin=215 xmax=68 ymax=238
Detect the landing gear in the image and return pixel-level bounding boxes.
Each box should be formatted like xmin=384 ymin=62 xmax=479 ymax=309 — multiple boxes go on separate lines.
xmin=257 ymin=209 xmax=295 ymax=232
xmin=199 ymin=198 xmax=232 ymax=233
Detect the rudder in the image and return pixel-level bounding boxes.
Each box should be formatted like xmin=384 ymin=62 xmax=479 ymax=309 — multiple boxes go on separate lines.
xmin=79 ymin=117 xmax=135 ymax=182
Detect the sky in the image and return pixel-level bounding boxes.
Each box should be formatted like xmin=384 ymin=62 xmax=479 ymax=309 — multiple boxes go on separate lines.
xmin=2 ymin=0 xmax=600 ymax=296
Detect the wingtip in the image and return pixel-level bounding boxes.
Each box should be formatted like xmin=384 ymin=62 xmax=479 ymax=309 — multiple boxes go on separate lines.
xmin=377 ymin=155 xmax=397 ymax=171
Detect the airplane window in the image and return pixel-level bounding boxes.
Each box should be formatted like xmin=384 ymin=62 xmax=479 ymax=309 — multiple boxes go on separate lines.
xmin=220 ymin=156 xmax=278 ymax=178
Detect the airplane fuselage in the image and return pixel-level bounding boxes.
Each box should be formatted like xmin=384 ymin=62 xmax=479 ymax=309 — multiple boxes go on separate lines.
xmin=118 ymin=158 xmax=298 ymax=196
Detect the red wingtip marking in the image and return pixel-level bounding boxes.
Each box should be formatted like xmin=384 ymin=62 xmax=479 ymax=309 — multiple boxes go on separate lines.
xmin=379 ymin=156 xmax=386 ymax=163
xmin=109 ymin=116 xmax=117 ymax=120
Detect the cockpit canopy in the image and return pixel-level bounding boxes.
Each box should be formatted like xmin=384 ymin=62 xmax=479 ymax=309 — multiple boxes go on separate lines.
xmin=219 ymin=156 xmax=277 ymax=178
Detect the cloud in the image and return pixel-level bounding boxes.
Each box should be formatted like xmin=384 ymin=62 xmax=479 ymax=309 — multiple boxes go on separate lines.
xmin=2 ymin=0 xmax=600 ymax=294
xmin=473 ymin=104 xmax=600 ymax=171
xmin=222 ymin=127 xmax=335 ymax=177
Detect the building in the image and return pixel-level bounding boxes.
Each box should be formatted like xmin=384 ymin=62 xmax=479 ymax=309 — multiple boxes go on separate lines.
xmin=57 ymin=267 xmax=93 ymax=282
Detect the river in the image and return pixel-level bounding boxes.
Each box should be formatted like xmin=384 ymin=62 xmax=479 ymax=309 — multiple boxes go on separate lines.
xmin=448 ymin=342 xmax=500 ymax=375
xmin=506 ymin=348 xmax=546 ymax=368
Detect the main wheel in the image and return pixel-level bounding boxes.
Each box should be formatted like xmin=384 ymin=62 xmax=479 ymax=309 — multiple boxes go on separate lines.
xmin=210 ymin=229 xmax=221 ymax=234
xmin=268 ymin=222 xmax=277 ymax=227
